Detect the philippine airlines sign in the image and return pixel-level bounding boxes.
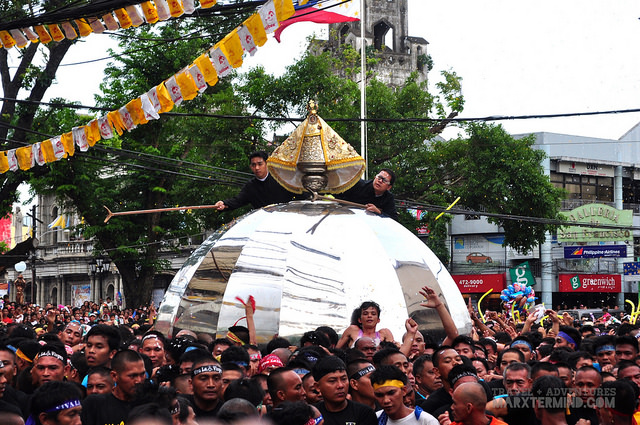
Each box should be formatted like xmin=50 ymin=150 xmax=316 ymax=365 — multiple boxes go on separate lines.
xmin=558 ymin=274 xmax=621 ymax=293
xmin=558 ymin=204 xmax=632 ymax=242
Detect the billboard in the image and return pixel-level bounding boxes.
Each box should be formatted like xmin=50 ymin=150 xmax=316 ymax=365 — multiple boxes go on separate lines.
xmin=558 ymin=274 xmax=621 ymax=293
xmin=452 ymin=274 xmax=505 ymax=293
xmin=558 ymin=204 xmax=632 ymax=242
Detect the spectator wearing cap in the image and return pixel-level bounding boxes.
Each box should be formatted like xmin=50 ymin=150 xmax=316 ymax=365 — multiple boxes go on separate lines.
xmin=31 ymin=344 xmax=69 ymax=389
xmin=186 ymin=355 xmax=224 ymax=421
xmin=15 ymin=340 xmax=39 ymax=373
xmin=259 ymin=354 xmax=284 ymax=375
xmin=267 ymin=367 xmax=306 ymax=407
xmin=313 ymin=355 xmax=377 ymax=425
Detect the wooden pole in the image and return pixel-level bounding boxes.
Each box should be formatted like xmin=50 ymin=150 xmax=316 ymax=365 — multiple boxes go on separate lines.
xmin=104 ymin=204 xmax=220 ymax=223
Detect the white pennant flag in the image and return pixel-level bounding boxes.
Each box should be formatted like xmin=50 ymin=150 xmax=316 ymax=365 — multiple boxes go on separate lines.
xmin=183 ymin=0 xmax=196 ymax=14
xmin=52 ymin=136 xmax=65 ymax=159
xmin=21 ymin=27 xmax=38 ymax=42
xmin=155 ymin=0 xmax=171 ymax=21
xmin=72 ymin=126 xmax=89 ymax=151
xmin=89 ymin=18 xmax=106 ymax=33
xmin=60 ymin=22 xmax=77 ymax=40
xmin=32 ymin=143 xmax=45 ymax=166
xmin=9 ymin=30 xmax=28 ymax=47
xmin=7 ymin=149 xmax=18 ymax=171
xmin=125 ymin=5 xmax=145 ymax=26
xmin=98 ymin=116 xmax=114 ymax=139
xmin=119 ymin=106 xmax=136 ymax=131
xmin=209 ymin=47 xmax=231 ymax=77
xmin=102 ymin=13 xmax=119 ymax=30
xmin=237 ymin=25 xmax=258 ymax=56
xmin=140 ymin=94 xmax=160 ymax=121
xmin=259 ymin=0 xmax=279 ymax=34
xmin=146 ymin=87 xmax=162 ymax=113
xmin=164 ymin=75 xmax=184 ymax=106
xmin=188 ymin=64 xmax=207 ymax=92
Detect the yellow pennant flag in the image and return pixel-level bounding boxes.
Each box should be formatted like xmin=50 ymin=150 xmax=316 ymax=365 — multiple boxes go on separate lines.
xmin=167 ymin=0 xmax=185 ymax=17
xmin=220 ymin=29 xmax=244 ymax=68
xmin=0 ymin=151 xmax=9 ymax=174
xmin=141 ymin=1 xmax=159 ymax=23
xmin=244 ymin=13 xmax=267 ymax=47
xmin=49 ymin=24 xmax=65 ymax=42
xmin=75 ymin=18 xmax=93 ymax=37
xmin=200 ymin=0 xmax=217 ymax=8
xmin=86 ymin=120 xmax=101 ymax=146
xmin=15 ymin=146 xmax=33 ymax=170
xmin=0 ymin=31 xmax=16 ymax=48
xmin=126 ymin=98 xmax=146 ymax=125
xmin=156 ymin=83 xmax=174 ymax=113
xmin=273 ymin=0 xmax=295 ymax=21
xmin=175 ymin=72 xmax=199 ymax=101
xmin=34 ymin=26 xmax=53 ymax=44
xmin=193 ymin=54 xmax=218 ymax=86
xmin=61 ymin=132 xmax=75 ymax=157
xmin=41 ymin=140 xmax=56 ymax=163
xmin=114 ymin=9 xmax=133 ymax=29
xmin=107 ymin=110 xmax=127 ymax=135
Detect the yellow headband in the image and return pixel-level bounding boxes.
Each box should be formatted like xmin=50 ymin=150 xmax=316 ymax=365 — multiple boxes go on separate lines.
xmin=226 ymin=331 xmax=245 ymax=345
xmin=16 ymin=349 xmax=32 ymax=363
xmin=372 ymin=380 xmax=405 ymax=390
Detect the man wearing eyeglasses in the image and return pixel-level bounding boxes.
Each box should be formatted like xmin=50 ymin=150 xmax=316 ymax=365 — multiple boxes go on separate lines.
xmin=337 ymin=168 xmax=398 ymax=220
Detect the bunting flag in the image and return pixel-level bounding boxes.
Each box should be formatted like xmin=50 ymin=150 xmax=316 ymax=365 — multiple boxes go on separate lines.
xmin=48 ymin=215 xmax=67 ymax=229
xmin=0 ymin=0 xmax=329 ymax=175
xmin=274 ymin=0 xmax=359 ymax=42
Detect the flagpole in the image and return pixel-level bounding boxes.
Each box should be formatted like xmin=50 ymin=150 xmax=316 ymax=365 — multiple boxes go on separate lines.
xmin=359 ymin=0 xmax=367 ymax=179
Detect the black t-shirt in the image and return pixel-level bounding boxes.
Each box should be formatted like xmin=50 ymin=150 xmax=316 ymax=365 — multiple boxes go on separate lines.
xmin=503 ymin=393 xmax=539 ymax=425
xmin=315 ymin=399 xmax=378 ymax=425
xmin=185 ymin=393 xmax=222 ymax=422
xmin=567 ymin=406 xmax=599 ymax=425
xmin=223 ymin=173 xmax=295 ymax=211
xmin=336 ymin=179 xmax=398 ymax=220
xmin=2 ymin=386 xmax=29 ymax=419
xmin=419 ymin=387 xmax=452 ymax=416
xmin=81 ymin=392 xmax=132 ymax=425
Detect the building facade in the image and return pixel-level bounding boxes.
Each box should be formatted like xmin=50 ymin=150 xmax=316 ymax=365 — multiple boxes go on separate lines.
xmin=450 ymin=128 xmax=640 ymax=311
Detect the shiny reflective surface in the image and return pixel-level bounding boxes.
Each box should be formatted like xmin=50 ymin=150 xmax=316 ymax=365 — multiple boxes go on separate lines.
xmin=155 ymin=201 xmax=471 ymax=341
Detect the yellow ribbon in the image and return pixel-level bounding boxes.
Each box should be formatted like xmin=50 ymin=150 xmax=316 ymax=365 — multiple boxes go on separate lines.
xmin=477 ymin=289 xmax=492 ymax=323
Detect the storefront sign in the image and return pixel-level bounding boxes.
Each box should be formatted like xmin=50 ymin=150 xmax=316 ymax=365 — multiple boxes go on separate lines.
xmin=452 ymin=274 xmax=505 ymax=293
xmin=558 ymin=161 xmax=614 ymax=177
xmin=508 ymin=261 xmax=536 ymax=287
xmin=558 ymin=274 xmax=621 ymax=292
xmin=563 ymin=245 xmax=627 ymax=259
xmin=558 ymin=204 xmax=632 ymax=242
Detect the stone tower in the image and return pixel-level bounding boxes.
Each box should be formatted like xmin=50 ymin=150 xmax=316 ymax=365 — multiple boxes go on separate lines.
xmin=326 ymin=0 xmax=429 ymax=87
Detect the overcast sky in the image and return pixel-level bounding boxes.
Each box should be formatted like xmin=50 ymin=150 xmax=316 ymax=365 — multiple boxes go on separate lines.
xmin=40 ymin=0 xmax=640 ymax=142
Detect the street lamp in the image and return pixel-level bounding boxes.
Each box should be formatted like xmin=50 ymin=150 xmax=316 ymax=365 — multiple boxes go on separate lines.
xmin=89 ymin=256 xmax=111 ymax=303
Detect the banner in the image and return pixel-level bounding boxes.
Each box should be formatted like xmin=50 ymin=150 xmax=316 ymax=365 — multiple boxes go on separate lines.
xmin=558 ymin=274 xmax=621 ymax=293
xmin=71 ymin=284 xmax=91 ymax=307
xmin=563 ymin=245 xmax=627 ymax=259
xmin=624 ymin=262 xmax=640 ymax=275
xmin=558 ymin=204 xmax=632 ymax=242
xmin=509 ymin=261 xmax=536 ymax=287
xmin=452 ymin=274 xmax=505 ymax=293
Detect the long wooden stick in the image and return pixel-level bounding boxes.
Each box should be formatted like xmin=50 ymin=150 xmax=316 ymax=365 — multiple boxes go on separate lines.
xmin=310 ymin=192 xmax=367 ymax=209
xmin=104 ymin=204 xmax=219 ymax=223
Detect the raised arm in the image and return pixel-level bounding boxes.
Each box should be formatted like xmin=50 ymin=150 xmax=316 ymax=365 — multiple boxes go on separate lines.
xmin=420 ymin=286 xmax=458 ymax=346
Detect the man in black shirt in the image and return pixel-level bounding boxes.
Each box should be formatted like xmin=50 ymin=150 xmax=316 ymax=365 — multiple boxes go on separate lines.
xmin=82 ymin=349 xmax=147 ymax=425
xmin=337 ymin=168 xmax=398 ymax=220
xmin=314 ymin=356 xmax=377 ymax=425
xmin=213 ymin=151 xmax=295 ymax=211
xmin=187 ymin=356 xmax=224 ymax=421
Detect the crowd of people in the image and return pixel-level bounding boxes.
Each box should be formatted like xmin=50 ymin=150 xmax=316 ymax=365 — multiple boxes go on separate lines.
xmin=0 ymin=286 xmax=639 ymax=425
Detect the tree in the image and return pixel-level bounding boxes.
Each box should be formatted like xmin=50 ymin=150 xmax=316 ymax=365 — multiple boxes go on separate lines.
xmin=28 ymin=17 xmax=260 ymax=307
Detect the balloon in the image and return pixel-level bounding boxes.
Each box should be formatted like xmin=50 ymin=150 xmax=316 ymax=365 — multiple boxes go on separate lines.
xmin=14 ymin=261 xmax=26 ymax=272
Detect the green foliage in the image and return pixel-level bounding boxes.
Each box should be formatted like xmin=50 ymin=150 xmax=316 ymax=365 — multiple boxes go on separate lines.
xmin=0 ymin=240 xmax=8 ymax=253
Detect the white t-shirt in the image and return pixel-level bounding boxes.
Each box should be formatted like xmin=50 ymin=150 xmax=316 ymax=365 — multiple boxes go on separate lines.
xmin=376 ymin=409 xmax=439 ymax=425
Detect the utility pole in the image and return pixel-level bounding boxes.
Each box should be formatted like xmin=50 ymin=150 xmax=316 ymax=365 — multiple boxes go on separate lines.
xmin=25 ymin=204 xmax=41 ymax=305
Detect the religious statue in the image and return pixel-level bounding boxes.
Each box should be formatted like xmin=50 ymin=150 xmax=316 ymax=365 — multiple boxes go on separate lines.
xmin=14 ymin=273 xmax=26 ymax=305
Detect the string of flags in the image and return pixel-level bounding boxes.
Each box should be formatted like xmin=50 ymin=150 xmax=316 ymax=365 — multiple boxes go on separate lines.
xmin=0 ymin=0 xmax=297 ymax=174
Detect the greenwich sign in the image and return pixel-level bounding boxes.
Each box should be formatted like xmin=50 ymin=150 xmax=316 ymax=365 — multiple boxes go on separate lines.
xmin=558 ymin=203 xmax=632 ymax=242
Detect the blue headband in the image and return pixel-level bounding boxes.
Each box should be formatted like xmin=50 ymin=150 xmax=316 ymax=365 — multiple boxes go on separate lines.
xmin=511 ymin=340 xmax=533 ymax=352
xmin=596 ymin=344 xmax=615 ymax=354
xmin=25 ymin=399 xmax=81 ymax=425
xmin=557 ymin=331 xmax=577 ymax=347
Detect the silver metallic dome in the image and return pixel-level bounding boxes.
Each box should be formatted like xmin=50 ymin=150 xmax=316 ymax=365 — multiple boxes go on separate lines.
xmin=155 ymin=200 xmax=471 ymax=342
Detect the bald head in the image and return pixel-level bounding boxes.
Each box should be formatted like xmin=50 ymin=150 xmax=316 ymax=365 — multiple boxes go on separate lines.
xmin=454 ymin=382 xmax=487 ymax=409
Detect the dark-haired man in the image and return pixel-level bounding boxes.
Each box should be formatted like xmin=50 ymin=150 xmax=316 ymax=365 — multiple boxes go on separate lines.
xmin=313 ymin=356 xmax=377 ymax=425
xmin=337 ymin=168 xmax=398 ymax=220
xmin=81 ymin=350 xmax=147 ymax=425
xmin=213 ymin=151 xmax=295 ymax=211
xmin=268 ymin=367 xmax=306 ymax=407
xmin=188 ymin=356 xmax=224 ymax=421
xmin=84 ymin=324 xmax=121 ymax=368
xmin=32 ymin=345 xmax=69 ymax=388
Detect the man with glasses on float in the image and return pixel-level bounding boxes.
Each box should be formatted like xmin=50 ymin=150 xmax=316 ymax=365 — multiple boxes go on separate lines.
xmin=337 ymin=168 xmax=398 ymax=220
